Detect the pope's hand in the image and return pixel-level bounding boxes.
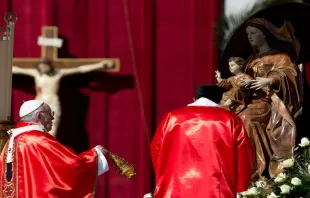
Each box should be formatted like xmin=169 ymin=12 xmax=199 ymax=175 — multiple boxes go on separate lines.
xmin=95 ymin=145 xmax=108 ymax=156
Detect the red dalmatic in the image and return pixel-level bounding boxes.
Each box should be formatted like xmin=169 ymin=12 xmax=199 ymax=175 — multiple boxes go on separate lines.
xmin=151 ymin=107 xmax=255 ymax=198
xmin=0 ymin=122 xmax=98 ymax=198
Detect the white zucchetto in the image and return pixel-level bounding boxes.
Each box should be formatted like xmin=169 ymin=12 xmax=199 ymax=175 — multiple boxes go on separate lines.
xmin=19 ymin=100 xmax=44 ymax=117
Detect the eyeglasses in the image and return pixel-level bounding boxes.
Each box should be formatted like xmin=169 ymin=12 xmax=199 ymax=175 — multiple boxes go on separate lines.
xmin=39 ymin=111 xmax=54 ymax=117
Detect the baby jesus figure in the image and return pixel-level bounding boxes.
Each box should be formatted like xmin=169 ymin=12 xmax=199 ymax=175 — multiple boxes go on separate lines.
xmin=215 ymin=57 xmax=253 ymax=114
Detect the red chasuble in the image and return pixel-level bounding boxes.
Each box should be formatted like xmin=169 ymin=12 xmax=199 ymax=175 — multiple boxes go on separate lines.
xmin=0 ymin=122 xmax=98 ymax=198
xmin=151 ymin=107 xmax=255 ymax=198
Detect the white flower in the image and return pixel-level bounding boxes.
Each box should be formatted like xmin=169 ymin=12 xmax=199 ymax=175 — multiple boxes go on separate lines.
xmin=274 ymin=173 xmax=287 ymax=183
xmin=248 ymin=187 xmax=259 ymax=195
xmin=267 ymin=192 xmax=280 ymax=198
xmin=143 ymin=193 xmax=153 ymax=198
xmin=291 ymin=177 xmax=302 ymax=186
xmin=240 ymin=187 xmax=259 ymax=196
xmin=308 ymin=164 xmax=310 ymax=173
xmin=282 ymin=158 xmax=294 ymax=168
xmin=241 ymin=190 xmax=253 ymax=196
xmin=240 ymin=191 xmax=249 ymax=196
xmin=255 ymin=180 xmax=267 ymax=188
xmin=299 ymin=137 xmax=310 ymax=147
xmin=236 ymin=194 xmax=241 ymax=198
xmin=280 ymin=184 xmax=291 ymax=194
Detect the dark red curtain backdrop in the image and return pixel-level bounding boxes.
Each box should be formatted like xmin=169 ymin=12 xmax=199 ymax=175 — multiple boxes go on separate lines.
xmin=0 ymin=0 xmax=221 ymax=197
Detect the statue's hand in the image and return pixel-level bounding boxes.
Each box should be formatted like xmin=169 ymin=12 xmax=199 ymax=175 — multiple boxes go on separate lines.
xmin=223 ymin=99 xmax=233 ymax=107
xmin=250 ymin=77 xmax=271 ymax=90
xmin=215 ymin=70 xmax=222 ymax=82
xmin=240 ymin=79 xmax=254 ymax=88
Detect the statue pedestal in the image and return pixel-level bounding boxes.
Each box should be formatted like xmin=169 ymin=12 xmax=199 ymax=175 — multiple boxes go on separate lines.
xmin=0 ymin=121 xmax=15 ymax=153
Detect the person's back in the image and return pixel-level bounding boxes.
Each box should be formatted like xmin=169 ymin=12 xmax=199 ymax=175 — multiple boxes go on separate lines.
xmin=151 ymin=106 xmax=254 ymax=198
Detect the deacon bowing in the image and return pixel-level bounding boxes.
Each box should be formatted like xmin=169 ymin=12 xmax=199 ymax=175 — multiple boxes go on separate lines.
xmin=150 ymin=85 xmax=255 ymax=198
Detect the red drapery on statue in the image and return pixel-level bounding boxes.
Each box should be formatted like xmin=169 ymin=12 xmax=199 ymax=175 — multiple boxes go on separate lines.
xmin=0 ymin=0 xmax=221 ymax=197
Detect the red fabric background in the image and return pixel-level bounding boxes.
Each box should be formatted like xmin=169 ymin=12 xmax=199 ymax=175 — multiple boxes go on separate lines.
xmin=0 ymin=0 xmax=221 ymax=197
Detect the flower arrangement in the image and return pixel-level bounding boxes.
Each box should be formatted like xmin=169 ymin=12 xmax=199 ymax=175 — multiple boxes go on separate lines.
xmin=238 ymin=137 xmax=310 ymax=198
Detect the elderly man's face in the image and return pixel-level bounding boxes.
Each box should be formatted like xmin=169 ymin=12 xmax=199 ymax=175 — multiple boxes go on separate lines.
xmin=38 ymin=103 xmax=54 ymax=132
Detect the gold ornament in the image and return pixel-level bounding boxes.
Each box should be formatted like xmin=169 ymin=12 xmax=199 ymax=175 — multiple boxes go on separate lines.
xmin=106 ymin=150 xmax=136 ymax=179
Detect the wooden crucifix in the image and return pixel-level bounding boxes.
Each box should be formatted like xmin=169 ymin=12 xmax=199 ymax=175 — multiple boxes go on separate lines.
xmin=12 ymin=26 xmax=120 ymax=137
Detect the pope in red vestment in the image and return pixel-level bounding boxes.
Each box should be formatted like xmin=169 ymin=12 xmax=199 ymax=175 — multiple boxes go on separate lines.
xmin=151 ymin=97 xmax=255 ymax=198
xmin=0 ymin=100 xmax=109 ymax=198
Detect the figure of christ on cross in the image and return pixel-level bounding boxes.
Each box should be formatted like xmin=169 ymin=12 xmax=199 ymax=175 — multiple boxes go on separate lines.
xmin=12 ymin=26 xmax=120 ymax=137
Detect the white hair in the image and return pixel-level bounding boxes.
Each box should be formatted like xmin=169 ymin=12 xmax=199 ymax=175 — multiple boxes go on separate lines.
xmin=20 ymin=105 xmax=44 ymax=122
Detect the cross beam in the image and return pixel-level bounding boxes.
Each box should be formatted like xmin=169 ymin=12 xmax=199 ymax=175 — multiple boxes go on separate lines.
xmin=13 ymin=26 xmax=120 ymax=71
